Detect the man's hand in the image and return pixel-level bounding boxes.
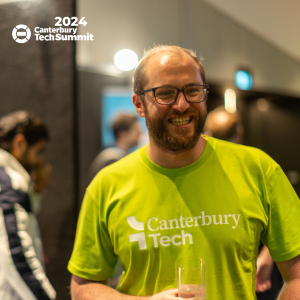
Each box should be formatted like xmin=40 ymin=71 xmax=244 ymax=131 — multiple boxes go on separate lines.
xmin=255 ymin=246 xmax=274 ymax=292
xmin=149 ymin=289 xmax=182 ymax=300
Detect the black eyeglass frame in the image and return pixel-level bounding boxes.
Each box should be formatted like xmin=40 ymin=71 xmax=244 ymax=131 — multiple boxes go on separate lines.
xmin=139 ymin=84 xmax=209 ymax=105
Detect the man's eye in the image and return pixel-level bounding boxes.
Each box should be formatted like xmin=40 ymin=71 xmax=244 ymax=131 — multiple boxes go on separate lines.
xmin=157 ymin=90 xmax=175 ymax=97
xmin=186 ymin=87 xmax=201 ymax=94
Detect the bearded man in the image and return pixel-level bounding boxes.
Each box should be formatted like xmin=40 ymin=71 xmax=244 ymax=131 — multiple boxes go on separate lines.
xmin=0 ymin=111 xmax=56 ymax=300
xmin=69 ymin=45 xmax=300 ymax=300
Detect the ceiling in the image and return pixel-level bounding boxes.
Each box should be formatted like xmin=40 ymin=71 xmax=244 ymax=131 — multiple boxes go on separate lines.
xmin=202 ymin=0 xmax=300 ymax=64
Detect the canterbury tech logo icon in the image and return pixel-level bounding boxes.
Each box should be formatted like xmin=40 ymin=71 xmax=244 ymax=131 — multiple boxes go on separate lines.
xmin=127 ymin=216 xmax=147 ymax=250
xmin=12 ymin=24 xmax=31 ymax=43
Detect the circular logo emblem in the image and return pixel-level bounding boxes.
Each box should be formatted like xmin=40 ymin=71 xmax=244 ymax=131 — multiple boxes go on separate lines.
xmin=12 ymin=24 xmax=31 ymax=43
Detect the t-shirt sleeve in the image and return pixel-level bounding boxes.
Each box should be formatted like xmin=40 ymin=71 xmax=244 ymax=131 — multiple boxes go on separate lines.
xmin=261 ymin=163 xmax=300 ymax=262
xmin=67 ymin=189 xmax=118 ymax=281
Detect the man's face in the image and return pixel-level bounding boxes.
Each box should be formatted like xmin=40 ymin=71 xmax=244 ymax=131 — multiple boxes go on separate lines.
xmin=19 ymin=139 xmax=48 ymax=173
xmin=140 ymin=52 xmax=207 ymax=152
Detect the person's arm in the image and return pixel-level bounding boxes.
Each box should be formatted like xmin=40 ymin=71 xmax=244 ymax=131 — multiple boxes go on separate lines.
xmin=256 ymin=245 xmax=274 ymax=292
xmin=276 ymin=255 xmax=300 ymax=299
xmin=71 ymin=275 xmax=181 ymax=300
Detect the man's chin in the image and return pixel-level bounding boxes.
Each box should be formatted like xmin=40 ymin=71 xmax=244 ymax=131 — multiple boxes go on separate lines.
xmin=167 ymin=126 xmax=197 ymax=140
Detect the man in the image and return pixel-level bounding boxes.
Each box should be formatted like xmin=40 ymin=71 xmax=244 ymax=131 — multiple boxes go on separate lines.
xmin=0 ymin=111 xmax=56 ymax=300
xmin=88 ymin=112 xmax=141 ymax=182
xmin=68 ymin=45 xmax=300 ymax=300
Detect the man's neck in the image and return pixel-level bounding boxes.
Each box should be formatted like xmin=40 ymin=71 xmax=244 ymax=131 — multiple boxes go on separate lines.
xmin=146 ymin=135 xmax=207 ymax=168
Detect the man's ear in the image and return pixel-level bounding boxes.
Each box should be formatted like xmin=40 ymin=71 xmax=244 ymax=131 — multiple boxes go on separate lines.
xmin=11 ymin=134 xmax=27 ymax=157
xmin=132 ymin=94 xmax=145 ymax=118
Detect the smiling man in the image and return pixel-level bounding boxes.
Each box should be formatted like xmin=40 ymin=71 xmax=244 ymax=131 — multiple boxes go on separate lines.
xmin=69 ymin=45 xmax=300 ymax=300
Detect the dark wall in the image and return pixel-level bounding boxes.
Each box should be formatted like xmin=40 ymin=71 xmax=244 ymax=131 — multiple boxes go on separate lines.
xmin=244 ymin=96 xmax=300 ymax=196
xmin=78 ymin=70 xmax=128 ymax=204
xmin=0 ymin=2 xmax=76 ymax=299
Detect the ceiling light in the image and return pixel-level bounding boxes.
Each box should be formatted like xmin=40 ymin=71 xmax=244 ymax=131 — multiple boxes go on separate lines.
xmin=114 ymin=49 xmax=138 ymax=71
xmin=224 ymin=89 xmax=237 ymax=113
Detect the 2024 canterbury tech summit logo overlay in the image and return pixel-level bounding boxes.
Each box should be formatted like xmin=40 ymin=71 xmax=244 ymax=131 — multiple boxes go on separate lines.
xmin=12 ymin=24 xmax=31 ymax=43
xmin=12 ymin=21 xmax=93 ymax=43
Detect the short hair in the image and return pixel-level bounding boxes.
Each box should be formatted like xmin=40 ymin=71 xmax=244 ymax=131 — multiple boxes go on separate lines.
xmin=112 ymin=113 xmax=138 ymax=139
xmin=0 ymin=111 xmax=49 ymax=152
xmin=133 ymin=45 xmax=207 ymax=96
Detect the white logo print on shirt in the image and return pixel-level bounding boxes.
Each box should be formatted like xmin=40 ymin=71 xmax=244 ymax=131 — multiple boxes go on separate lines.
xmin=127 ymin=212 xmax=241 ymax=250
xmin=127 ymin=216 xmax=147 ymax=250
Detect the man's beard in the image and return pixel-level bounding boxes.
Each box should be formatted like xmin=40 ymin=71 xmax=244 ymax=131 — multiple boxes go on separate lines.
xmin=144 ymin=105 xmax=207 ymax=153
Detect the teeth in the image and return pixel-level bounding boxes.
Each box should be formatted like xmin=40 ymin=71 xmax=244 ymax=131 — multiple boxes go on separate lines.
xmin=169 ymin=117 xmax=191 ymax=125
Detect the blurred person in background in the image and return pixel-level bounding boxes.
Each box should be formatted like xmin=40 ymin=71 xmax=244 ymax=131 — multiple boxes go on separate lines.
xmin=0 ymin=111 xmax=56 ymax=300
xmin=69 ymin=45 xmax=300 ymax=300
xmin=88 ymin=112 xmax=141 ymax=182
xmin=204 ymin=105 xmax=276 ymax=298
xmin=203 ymin=105 xmax=244 ymax=144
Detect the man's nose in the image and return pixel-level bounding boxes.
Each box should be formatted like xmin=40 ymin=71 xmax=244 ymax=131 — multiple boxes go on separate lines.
xmin=172 ymin=91 xmax=190 ymax=112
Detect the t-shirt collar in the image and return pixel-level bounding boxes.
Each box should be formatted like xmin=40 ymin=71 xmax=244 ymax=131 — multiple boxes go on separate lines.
xmin=140 ymin=135 xmax=213 ymax=177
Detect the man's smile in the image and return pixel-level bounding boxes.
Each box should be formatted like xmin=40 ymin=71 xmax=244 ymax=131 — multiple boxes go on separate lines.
xmin=168 ymin=116 xmax=193 ymax=126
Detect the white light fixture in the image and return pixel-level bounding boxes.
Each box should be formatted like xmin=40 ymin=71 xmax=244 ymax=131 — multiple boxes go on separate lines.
xmin=114 ymin=49 xmax=138 ymax=71
xmin=224 ymin=89 xmax=236 ymax=113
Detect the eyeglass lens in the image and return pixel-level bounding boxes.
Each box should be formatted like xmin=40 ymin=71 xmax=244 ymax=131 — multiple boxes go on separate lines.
xmin=155 ymin=86 xmax=207 ymax=104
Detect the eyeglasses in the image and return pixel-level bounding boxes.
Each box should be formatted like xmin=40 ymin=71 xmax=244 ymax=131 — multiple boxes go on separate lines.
xmin=140 ymin=84 xmax=209 ymax=105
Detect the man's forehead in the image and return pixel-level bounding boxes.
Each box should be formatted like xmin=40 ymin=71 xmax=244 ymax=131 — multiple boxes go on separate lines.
xmin=160 ymin=54 xmax=171 ymax=65
xmin=148 ymin=50 xmax=185 ymax=66
xmin=143 ymin=50 xmax=201 ymax=86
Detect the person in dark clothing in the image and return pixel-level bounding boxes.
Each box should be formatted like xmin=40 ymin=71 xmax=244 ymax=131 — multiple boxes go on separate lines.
xmin=0 ymin=111 xmax=56 ymax=300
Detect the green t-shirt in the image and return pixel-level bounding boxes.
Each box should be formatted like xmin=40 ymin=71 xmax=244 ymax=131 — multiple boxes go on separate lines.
xmin=68 ymin=136 xmax=300 ymax=299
